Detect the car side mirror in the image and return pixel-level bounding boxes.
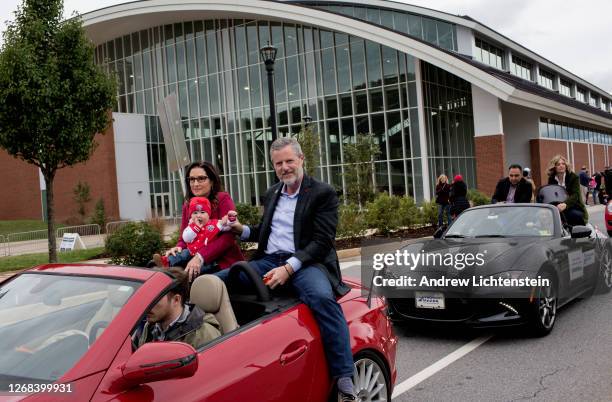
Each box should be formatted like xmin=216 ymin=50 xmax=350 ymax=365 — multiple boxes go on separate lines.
xmin=570 ymin=225 xmax=591 ymax=238
xmin=120 ymin=342 xmax=198 ymax=388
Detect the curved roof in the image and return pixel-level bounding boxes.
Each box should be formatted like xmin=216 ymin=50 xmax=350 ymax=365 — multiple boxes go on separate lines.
xmin=80 ymin=0 xmax=612 ymax=128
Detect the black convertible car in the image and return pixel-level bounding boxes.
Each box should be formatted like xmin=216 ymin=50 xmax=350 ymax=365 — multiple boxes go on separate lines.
xmin=386 ymin=203 xmax=612 ymax=335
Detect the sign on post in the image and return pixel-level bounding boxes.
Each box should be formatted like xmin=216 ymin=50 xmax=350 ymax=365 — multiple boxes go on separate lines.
xmin=157 ymin=93 xmax=191 ymax=196
xmin=59 ymin=233 xmax=86 ymax=252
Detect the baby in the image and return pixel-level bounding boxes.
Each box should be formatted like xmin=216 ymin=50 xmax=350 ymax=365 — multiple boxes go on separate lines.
xmin=153 ymin=197 xmax=232 ymax=268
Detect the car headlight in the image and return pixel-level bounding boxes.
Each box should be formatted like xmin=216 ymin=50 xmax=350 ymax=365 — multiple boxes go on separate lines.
xmin=486 ymin=270 xmax=525 ymax=280
xmin=607 ymin=202 xmax=612 ymax=214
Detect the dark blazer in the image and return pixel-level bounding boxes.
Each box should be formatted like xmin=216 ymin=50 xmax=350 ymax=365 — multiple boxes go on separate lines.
xmin=449 ymin=181 xmax=470 ymax=216
xmin=435 ymin=183 xmax=450 ymax=205
xmin=247 ymin=175 xmax=349 ymax=296
xmin=547 ymin=171 xmax=588 ymax=221
xmin=491 ymin=177 xmax=533 ymax=204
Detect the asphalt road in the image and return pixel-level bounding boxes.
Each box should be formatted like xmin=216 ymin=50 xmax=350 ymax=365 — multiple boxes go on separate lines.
xmin=340 ymin=204 xmax=612 ymax=402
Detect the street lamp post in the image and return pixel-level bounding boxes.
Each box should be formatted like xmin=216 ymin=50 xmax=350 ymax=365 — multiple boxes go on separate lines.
xmin=260 ymin=43 xmax=278 ymax=142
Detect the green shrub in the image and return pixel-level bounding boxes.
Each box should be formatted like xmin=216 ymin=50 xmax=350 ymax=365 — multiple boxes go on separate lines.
xmin=420 ymin=200 xmax=439 ymax=226
xmin=337 ymin=203 xmax=367 ymax=238
xmin=235 ymin=203 xmax=262 ymax=226
xmin=365 ymin=193 xmax=402 ymax=235
xmin=90 ymin=198 xmax=107 ymax=232
xmin=398 ymin=196 xmax=420 ymax=228
xmin=105 ymin=222 xmax=164 ymax=267
xmin=467 ymin=189 xmax=490 ymax=206
xmin=166 ymin=228 xmax=180 ymax=249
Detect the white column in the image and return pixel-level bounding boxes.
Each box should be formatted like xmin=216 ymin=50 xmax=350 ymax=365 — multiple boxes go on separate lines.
xmin=414 ymin=58 xmax=431 ymax=201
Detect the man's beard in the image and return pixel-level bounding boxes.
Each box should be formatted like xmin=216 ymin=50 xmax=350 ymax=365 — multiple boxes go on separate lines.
xmin=280 ymin=167 xmax=304 ymax=186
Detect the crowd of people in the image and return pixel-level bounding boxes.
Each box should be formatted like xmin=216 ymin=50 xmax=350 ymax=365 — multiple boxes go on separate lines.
xmin=434 ymin=154 xmax=606 ymax=229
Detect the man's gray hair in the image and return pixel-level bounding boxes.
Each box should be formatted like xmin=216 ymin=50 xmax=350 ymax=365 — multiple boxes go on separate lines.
xmin=269 ymin=136 xmax=303 ymax=159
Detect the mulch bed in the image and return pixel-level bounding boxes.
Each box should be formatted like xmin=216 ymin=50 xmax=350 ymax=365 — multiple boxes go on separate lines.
xmin=240 ymin=225 xmax=436 ymax=260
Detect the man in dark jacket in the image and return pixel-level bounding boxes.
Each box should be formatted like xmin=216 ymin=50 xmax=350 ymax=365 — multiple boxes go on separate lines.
xmin=491 ymin=164 xmax=533 ymax=204
xmin=136 ymin=268 xmax=221 ymax=349
xmin=222 ymin=137 xmax=356 ymax=401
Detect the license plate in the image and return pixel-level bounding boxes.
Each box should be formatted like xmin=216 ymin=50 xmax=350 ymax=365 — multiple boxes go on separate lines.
xmin=415 ymin=291 xmax=445 ymax=309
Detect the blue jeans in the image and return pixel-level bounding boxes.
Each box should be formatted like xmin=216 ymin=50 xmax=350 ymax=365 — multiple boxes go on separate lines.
xmin=437 ymin=204 xmax=451 ymax=227
xmin=216 ymin=253 xmax=354 ymax=378
xmin=169 ymin=249 xmax=218 ymax=274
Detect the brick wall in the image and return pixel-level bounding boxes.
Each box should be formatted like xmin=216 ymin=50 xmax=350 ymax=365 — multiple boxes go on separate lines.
xmin=593 ymin=145 xmax=606 ymax=173
xmin=474 ymin=134 xmax=506 ymax=196
xmin=572 ymin=143 xmax=589 ymax=172
xmin=0 ymin=152 xmax=42 ymax=220
xmin=0 ymin=121 xmax=119 ymax=223
xmin=529 ymin=139 xmax=568 ymax=188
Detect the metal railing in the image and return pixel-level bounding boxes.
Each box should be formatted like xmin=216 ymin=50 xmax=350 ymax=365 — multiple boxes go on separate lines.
xmin=2 ymin=224 xmax=104 ymax=256
xmin=105 ymin=220 xmax=132 ymax=236
xmin=57 ymin=224 xmax=101 ymax=238
xmin=0 ymin=235 xmax=7 ymax=257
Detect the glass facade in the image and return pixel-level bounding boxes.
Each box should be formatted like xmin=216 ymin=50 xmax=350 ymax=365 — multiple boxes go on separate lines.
xmin=539 ymin=117 xmax=612 ymax=144
xmin=474 ymin=38 xmax=504 ymax=70
xmin=309 ymin=3 xmax=457 ymax=51
xmin=422 ymin=62 xmax=476 ymax=192
xmin=96 ymin=18 xmax=431 ymax=215
xmin=538 ymin=69 xmax=554 ymax=90
xmin=511 ymin=55 xmax=532 ymax=81
xmin=559 ymin=79 xmax=572 ymax=97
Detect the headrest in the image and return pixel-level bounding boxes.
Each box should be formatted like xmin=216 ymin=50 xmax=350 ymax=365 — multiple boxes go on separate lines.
xmin=190 ymin=275 xmax=224 ymax=314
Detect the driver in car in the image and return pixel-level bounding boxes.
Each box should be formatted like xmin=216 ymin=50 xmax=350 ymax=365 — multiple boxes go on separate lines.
xmin=525 ymin=209 xmax=554 ymax=236
xmin=134 ymin=268 xmax=221 ymax=349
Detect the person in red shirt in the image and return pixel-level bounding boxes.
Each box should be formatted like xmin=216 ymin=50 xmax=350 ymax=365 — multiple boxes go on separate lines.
xmin=154 ymin=197 xmax=231 ymax=272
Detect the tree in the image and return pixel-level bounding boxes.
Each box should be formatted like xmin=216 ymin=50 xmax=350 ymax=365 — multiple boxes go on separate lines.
xmin=73 ymin=181 xmax=91 ymax=223
xmin=297 ymin=123 xmax=320 ymax=177
xmin=0 ymin=0 xmax=116 ymax=262
xmin=343 ymin=133 xmax=381 ymax=208
xmin=90 ymin=198 xmax=107 ymax=232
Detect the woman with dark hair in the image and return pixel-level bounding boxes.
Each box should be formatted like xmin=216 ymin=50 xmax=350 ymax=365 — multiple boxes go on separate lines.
xmin=162 ymin=161 xmax=244 ymax=280
xmin=449 ymin=174 xmax=470 ymax=218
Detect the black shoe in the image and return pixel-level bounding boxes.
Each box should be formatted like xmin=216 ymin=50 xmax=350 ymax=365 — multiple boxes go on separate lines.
xmin=337 ymin=390 xmax=356 ymax=402
xmin=145 ymin=259 xmax=157 ymax=269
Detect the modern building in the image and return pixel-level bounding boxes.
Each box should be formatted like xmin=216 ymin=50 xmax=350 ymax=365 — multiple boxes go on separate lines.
xmin=2 ymin=0 xmax=612 ymax=221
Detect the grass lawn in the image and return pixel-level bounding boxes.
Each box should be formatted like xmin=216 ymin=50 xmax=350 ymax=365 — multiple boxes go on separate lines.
xmin=0 ymin=247 xmax=104 ymax=273
xmin=0 ymin=220 xmax=66 ymax=237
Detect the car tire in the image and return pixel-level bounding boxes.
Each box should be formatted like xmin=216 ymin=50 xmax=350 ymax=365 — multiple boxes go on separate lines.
xmin=526 ymin=271 xmax=557 ymax=337
xmin=608 ymin=230 xmax=612 ymax=237
xmin=351 ymin=350 xmax=391 ymax=402
xmin=595 ymin=245 xmax=612 ymax=294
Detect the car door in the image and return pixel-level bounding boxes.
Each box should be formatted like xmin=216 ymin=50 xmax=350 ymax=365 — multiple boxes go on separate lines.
xmin=103 ymin=306 xmax=322 ymax=402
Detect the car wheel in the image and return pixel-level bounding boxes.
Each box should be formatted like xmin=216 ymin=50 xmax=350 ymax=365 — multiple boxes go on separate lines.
xmin=352 ymin=351 xmax=391 ymax=402
xmin=608 ymin=230 xmax=612 ymax=237
xmin=596 ymin=246 xmax=612 ymax=294
xmin=527 ymin=272 xmax=557 ymax=337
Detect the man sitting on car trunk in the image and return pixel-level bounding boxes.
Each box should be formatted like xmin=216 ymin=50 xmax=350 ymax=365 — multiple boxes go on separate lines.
xmin=491 ymin=164 xmax=534 ymax=204
xmin=135 ymin=267 xmax=221 ymax=349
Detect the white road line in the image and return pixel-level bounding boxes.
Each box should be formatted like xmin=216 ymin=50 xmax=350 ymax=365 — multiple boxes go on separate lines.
xmin=391 ymin=335 xmax=493 ymax=399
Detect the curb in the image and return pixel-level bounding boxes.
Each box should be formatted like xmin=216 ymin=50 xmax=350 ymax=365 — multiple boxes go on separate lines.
xmin=337 ymin=247 xmax=361 ymax=260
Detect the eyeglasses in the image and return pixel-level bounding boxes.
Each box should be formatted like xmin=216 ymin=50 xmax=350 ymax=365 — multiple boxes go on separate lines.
xmin=188 ymin=176 xmax=209 ymax=183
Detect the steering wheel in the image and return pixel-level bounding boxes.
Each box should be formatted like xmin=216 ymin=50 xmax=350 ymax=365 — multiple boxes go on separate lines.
xmin=88 ymin=321 xmax=110 ymax=346
xmin=33 ymin=330 xmax=90 ymax=352
xmin=227 ymin=261 xmax=271 ymax=302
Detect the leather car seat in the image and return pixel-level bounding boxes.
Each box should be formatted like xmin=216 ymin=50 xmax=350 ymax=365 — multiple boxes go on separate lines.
xmin=190 ymin=275 xmax=239 ymax=334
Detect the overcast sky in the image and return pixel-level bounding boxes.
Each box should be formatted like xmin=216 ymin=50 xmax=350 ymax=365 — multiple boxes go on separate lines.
xmin=1 ymin=0 xmax=611 ymax=93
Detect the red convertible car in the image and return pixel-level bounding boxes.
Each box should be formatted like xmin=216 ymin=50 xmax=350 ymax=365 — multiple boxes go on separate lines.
xmin=0 ymin=264 xmax=397 ymax=401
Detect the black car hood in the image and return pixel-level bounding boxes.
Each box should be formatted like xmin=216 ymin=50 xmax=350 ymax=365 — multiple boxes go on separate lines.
xmin=392 ymin=237 xmax=547 ymax=278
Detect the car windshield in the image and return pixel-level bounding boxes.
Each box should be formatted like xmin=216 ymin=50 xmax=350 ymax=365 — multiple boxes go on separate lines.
xmin=0 ymin=273 xmax=140 ymax=388
xmin=446 ymin=206 xmax=555 ymax=238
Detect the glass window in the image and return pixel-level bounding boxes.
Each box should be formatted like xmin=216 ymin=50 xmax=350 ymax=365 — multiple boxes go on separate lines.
xmin=538 ymin=69 xmax=554 ymax=90
xmin=393 ymin=13 xmax=408 ymax=34
xmin=286 ymin=56 xmax=300 ymax=101
xmin=366 ymin=8 xmax=380 ymax=24
xmin=437 ymin=22 xmax=454 ymax=50
xmin=380 ymin=10 xmax=394 ymax=28
xmin=249 ymin=65 xmax=261 ymax=108
xmin=326 ymin=96 xmax=338 ymax=119
xmin=327 ymin=120 xmax=341 ymax=164
xmin=511 ymin=55 xmax=532 ymax=81
xmin=560 ymin=79 xmax=571 ymax=97
xmin=387 ymin=111 xmax=403 ymax=159
xmin=246 ymin=22 xmax=259 ymax=65
xmin=371 ymin=113 xmax=387 ymax=159
xmin=284 ymin=24 xmax=298 ymax=57
xmin=234 ymin=25 xmax=247 ymax=67
xmin=381 ymin=46 xmax=398 ymax=85
xmin=350 ymin=38 xmax=366 ymax=90
xmin=206 ymin=32 xmax=218 ymax=74
xmin=422 ymin=19 xmax=437 ymax=44
xmin=336 ymin=43 xmax=351 ymax=93
xmin=408 ymin=15 xmax=423 ymax=38
xmin=366 ymin=41 xmax=382 ymax=88
xmin=322 ymin=48 xmax=336 ymax=95
xmin=354 ymin=91 xmax=368 ymax=114
xmin=576 ymin=88 xmax=586 ymax=102
xmin=385 ymin=85 xmax=400 ymax=110
xmin=369 ymin=88 xmax=384 ymax=112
